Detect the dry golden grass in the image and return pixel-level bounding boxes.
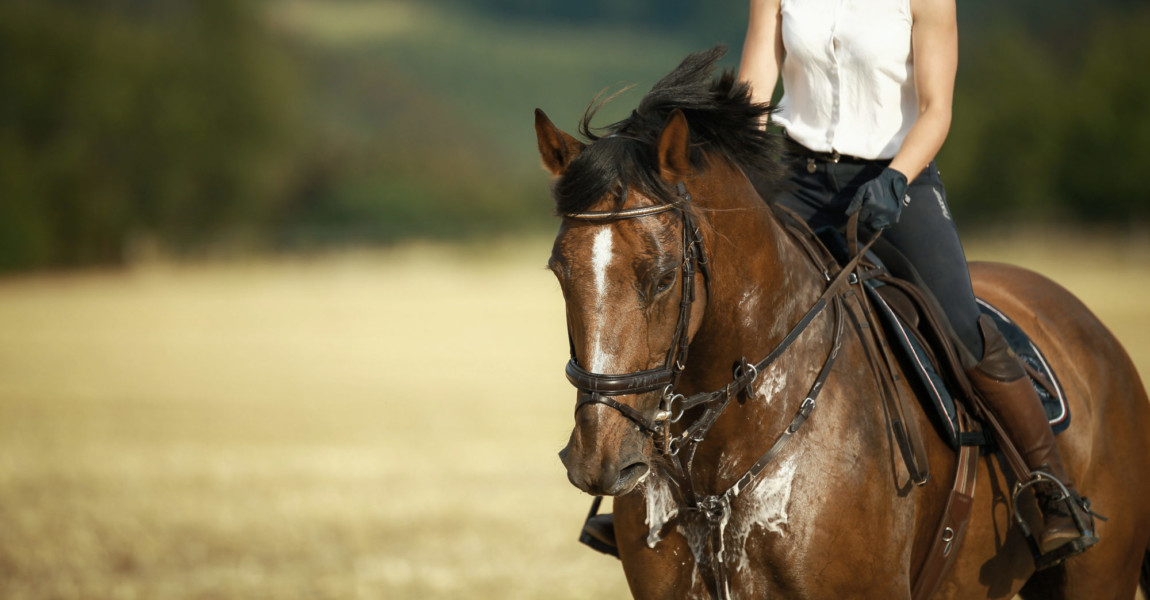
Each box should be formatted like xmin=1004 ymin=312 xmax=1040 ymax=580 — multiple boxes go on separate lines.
xmin=0 ymin=234 xmax=1146 ymax=599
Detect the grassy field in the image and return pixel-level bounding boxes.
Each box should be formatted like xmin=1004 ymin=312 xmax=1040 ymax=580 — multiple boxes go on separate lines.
xmin=0 ymin=235 xmax=1147 ymax=599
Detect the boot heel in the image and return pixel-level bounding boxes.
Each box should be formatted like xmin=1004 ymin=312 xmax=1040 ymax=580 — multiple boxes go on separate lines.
xmin=1034 ymin=532 xmax=1100 ymax=571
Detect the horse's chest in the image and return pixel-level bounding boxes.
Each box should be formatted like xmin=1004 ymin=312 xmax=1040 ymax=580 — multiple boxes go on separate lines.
xmin=641 ymin=454 xmax=802 ymax=597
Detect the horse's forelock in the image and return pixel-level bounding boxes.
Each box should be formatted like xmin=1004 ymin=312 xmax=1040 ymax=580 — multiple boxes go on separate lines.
xmin=555 ymin=45 xmax=784 ymax=215
xmin=552 ymin=136 xmax=674 ymax=216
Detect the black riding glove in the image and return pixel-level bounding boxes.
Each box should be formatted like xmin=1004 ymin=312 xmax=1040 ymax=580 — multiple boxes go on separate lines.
xmin=847 ymin=167 xmax=909 ymax=231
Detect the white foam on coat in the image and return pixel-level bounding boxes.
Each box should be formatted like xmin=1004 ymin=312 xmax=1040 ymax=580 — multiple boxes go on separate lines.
xmin=643 ymin=475 xmax=680 ymax=548
xmin=731 ymin=454 xmax=799 ymax=576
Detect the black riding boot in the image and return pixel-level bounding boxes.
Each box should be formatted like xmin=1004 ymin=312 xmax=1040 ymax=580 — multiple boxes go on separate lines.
xmin=965 ymin=315 xmax=1098 ymax=567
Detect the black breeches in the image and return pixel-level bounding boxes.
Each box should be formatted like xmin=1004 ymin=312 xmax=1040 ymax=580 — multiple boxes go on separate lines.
xmin=771 ymin=151 xmax=985 ymax=361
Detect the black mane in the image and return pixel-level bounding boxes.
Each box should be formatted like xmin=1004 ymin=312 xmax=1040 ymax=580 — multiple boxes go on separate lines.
xmin=553 ymin=45 xmax=784 ymax=215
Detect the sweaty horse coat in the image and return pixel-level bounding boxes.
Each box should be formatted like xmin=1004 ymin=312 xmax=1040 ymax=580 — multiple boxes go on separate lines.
xmin=539 ymin=47 xmax=1150 ymax=599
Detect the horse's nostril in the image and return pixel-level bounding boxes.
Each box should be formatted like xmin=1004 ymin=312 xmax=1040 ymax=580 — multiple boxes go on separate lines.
xmin=621 ymin=461 xmax=649 ymax=479
xmin=610 ymin=461 xmax=650 ymax=495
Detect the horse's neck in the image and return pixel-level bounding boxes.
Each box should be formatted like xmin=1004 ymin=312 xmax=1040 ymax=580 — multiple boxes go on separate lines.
xmin=681 ymin=166 xmax=832 ymax=491
xmin=688 ymin=163 xmax=827 ymax=375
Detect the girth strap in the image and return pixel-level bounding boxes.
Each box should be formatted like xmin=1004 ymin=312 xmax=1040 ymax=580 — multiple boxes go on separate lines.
xmin=912 ymin=410 xmax=980 ymax=600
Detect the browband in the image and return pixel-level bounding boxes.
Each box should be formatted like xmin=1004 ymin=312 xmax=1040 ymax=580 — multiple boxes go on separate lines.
xmin=565 ymin=203 xmax=679 ymax=221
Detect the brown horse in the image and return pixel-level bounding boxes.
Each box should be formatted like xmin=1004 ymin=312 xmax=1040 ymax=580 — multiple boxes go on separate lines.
xmin=536 ymin=48 xmax=1150 ymax=599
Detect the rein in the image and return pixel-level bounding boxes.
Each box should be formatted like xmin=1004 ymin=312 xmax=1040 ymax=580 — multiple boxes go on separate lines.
xmin=562 ymin=183 xmax=884 ymax=599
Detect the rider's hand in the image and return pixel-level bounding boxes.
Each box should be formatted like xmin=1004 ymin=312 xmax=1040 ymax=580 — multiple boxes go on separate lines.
xmin=847 ymin=167 xmax=909 ymax=231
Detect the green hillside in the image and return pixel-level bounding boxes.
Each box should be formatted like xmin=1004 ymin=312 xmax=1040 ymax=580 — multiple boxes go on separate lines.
xmin=272 ymin=4 xmax=703 ymax=176
xmin=242 ymin=1 xmax=710 ymax=247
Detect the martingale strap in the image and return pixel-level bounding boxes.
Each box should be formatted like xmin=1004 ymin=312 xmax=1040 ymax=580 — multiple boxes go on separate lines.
xmin=688 ymin=294 xmax=846 ymax=600
xmin=660 ymin=219 xmax=881 ymax=454
xmin=728 ymin=296 xmax=845 ymax=497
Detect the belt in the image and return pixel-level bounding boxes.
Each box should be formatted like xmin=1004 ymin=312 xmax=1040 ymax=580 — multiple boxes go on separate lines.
xmin=783 ymin=137 xmax=873 ymax=164
xmin=781 ymin=132 xmax=886 ymax=174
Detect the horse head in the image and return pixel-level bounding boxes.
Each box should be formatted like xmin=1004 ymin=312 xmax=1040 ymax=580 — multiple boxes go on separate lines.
xmin=536 ymin=107 xmax=707 ymax=496
xmin=534 ymin=47 xmax=793 ymax=498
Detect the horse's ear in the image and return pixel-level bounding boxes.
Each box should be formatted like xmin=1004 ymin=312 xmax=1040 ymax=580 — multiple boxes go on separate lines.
xmin=535 ymin=109 xmax=585 ymax=176
xmin=657 ymin=109 xmax=691 ymax=182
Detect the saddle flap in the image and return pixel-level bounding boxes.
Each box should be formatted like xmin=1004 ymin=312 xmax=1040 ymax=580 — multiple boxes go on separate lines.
xmin=867 ymin=280 xmax=1070 ymax=447
xmin=875 ymin=284 xmax=919 ymax=330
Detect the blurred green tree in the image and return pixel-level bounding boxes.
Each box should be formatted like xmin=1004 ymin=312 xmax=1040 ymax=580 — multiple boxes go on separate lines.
xmin=1057 ymin=11 xmax=1150 ymax=223
xmin=940 ymin=26 xmax=1068 ymax=223
xmin=0 ymin=0 xmax=301 ymax=270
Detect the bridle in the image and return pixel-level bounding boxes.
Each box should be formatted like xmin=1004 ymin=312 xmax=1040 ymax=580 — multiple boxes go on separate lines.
xmin=564 ymin=182 xmax=709 ymax=449
xmin=562 ymin=182 xmax=872 ymax=460
xmin=561 ymin=180 xmax=882 ymax=600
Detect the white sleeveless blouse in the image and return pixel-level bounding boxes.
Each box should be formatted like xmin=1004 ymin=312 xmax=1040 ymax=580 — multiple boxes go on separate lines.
xmin=773 ymin=0 xmax=917 ymax=160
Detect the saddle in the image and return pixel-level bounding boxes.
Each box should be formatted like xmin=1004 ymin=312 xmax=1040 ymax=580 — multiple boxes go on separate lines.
xmin=812 ymin=225 xmax=1071 ymax=448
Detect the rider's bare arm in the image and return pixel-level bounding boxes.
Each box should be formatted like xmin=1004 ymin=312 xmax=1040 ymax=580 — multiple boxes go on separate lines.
xmin=737 ymin=0 xmax=784 ymax=113
xmin=888 ymin=0 xmax=958 ymax=179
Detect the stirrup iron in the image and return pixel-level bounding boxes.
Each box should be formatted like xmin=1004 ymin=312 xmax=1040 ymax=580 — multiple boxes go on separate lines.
xmin=578 ymin=497 xmax=619 ymax=558
xmin=1011 ymin=471 xmax=1100 ymax=570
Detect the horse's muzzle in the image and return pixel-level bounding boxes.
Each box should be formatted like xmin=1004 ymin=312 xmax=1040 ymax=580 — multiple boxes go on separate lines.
xmin=560 ymin=447 xmax=649 ymax=496
xmin=559 ymin=420 xmax=651 ymax=496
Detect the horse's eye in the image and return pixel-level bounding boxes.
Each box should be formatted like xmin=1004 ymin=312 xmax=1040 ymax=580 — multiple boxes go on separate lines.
xmin=654 ymin=270 xmax=677 ymax=294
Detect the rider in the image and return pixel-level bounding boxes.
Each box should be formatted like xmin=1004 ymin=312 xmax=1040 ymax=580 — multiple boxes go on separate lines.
xmin=738 ymin=0 xmax=1097 ymax=563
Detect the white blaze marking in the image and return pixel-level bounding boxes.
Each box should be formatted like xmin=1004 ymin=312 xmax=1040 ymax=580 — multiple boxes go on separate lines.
xmin=589 ymin=227 xmax=614 ymax=372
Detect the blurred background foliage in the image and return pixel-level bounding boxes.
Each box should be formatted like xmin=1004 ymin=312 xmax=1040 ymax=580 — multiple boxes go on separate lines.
xmin=1 ymin=0 xmax=1148 ymax=272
